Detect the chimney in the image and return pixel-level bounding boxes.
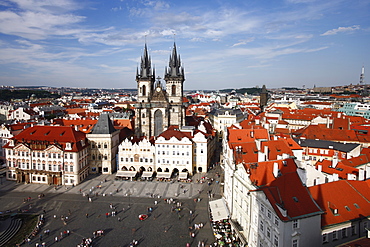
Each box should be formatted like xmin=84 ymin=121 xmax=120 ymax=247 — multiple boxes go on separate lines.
xmin=359 ymin=169 xmax=365 ymax=180
xmin=273 ymin=162 xmax=279 ymax=177
xmin=264 ymin=145 xmax=269 ymax=160
xmin=318 ymin=165 xmax=322 ymax=172
xmin=332 ymin=157 xmax=338 ymax=168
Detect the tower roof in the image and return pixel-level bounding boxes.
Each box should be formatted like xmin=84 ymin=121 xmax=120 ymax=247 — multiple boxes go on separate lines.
xmin=91 ymin=112 xmax=117 ymax=134
xmin=165 ymin=42 xmax=184 ymax=78
xmin=137 ymin=43 xmax=153 ymax=79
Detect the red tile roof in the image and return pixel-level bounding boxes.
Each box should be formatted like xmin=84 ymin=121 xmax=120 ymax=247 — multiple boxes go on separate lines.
xmin=245 ymin=158 xmax=298 ymax=187
xmin=315 ymin=159 xmax=359 ymax=179
xmin=309 ymin=180 xmax=370 ymax=227
xmin=257 ymin=171 xmax=323 ymax=221
xmin=4 ymin=125 xmax=87 ymax=152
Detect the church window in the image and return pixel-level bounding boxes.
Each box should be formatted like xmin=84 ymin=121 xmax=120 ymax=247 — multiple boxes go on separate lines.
xmin=171 ymin=85 xmax=176 ymax=96
xmin=104 ymin=143 xmax=107 ymax=148
xmin=142 ymin=113 xmax=145 ymax=118
xmin=150 ymin=159 xmax=153 ymax=162
xmin=142 ymin=85 xmax=146 ymax=96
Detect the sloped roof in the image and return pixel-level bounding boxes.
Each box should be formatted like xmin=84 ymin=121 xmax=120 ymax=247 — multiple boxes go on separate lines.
xmin=90 ymin=113 xmax=117 ymax=134
xmin=293 ymin=125 xmax=370 ymax=143
xmin=309 ymin=180 xmax=370 ymax=227
xmin=245 ymin=158 xmax=298 ymax=187
xmin=258 ymin=171 xmax=323 ymax=221
xmin=261 ymin=140 xmax=294 ymax=160
xmin=294 ymin=138 xmax=360 ymax=152
xmin=3 ymin=125 xmax=87 ymax=152
xmin=315 ymin=159 xmax=359 ymax=179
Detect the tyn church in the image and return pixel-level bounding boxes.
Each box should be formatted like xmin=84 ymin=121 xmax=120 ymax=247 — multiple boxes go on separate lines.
xmin=134 ymin=43 xmax=186 ymax=137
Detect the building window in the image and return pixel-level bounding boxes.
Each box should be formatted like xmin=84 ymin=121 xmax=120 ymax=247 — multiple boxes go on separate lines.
xmin=292 ymin=239 xmax=298 ymax=247
xmin=260 ymin=220 xmax=264 ymax=232
xmin=333 ymin=230 xmax=338 ymax=240
xmin=274 ymin=235 xmax=278 ymax=247
xmin=261 ymin=204 xmax=265 ymax=213
xmin=274 ymin=216 xmax=279 ymax=226
xmin=267 ymin=227 xmax=271 ymax=238
xmin=322 ymin=234 xmax=328 ymax=243
xmin=70 ymin=166 xmax=74 ymax=172
xmin=293 ymin=220 xmax=299 ymax=229
xmin=341 ymin=228 xmax=347 ymax=238
xmin=267 ymin=210 xmax=272 ymax=219
xmin=351 ymin=225 xmax=356 ymax=235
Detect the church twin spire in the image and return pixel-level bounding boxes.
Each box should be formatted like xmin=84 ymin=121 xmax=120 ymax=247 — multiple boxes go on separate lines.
xmin=137 ymin=43 xmax=154 ymax=79
xmin=136 ymin=42 xmax=184 ymax=80
xmin=165 ymin=42 xmax=184 ymax=79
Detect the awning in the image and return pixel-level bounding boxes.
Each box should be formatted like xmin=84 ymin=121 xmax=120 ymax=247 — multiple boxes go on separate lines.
xmin=116 ymin=170 xmax=137 ymax=177
xmin=141 ymin=171 xmax=154 ymax=178
xmin=209 ymin=198 xmax=229 ymax=222
xmin=179 ymin=172 xmax=188 ymax=179
xmin=156 ymin=172 xmax=171 ymax=178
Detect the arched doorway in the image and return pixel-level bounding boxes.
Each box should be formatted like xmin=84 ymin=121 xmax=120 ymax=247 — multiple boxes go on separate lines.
xmin=154 ymin=109 xmax=163 ymax=136
xmin=157 ymin=167 xmax=162 ymax=172
xmin=198 ymin=167 xmax=203 ymax=172
xmin=172 ymin=168 xmax=179 ymax=177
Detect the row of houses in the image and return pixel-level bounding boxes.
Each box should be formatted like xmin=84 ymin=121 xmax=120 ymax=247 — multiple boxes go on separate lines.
xmin=222 ymin=115 xmax=370 ymax=247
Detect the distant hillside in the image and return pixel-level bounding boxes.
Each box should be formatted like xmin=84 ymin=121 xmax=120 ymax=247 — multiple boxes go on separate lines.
xmin=220 ymin=87 xmax=263 ymax=95
xmin=0 ymin=89 xmax=60 ymax=101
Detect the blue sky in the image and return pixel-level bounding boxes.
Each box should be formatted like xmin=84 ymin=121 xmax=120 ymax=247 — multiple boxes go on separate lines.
xmin=0 ymin=0 xmax=369 ymax=90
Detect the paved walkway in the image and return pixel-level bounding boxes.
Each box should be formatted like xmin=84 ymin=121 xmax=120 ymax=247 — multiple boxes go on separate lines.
xmin=0 ymin=166 xmax=224 ymax=247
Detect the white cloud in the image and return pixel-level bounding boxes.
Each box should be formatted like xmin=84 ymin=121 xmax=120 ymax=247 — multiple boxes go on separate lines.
xmin=0 ymin=10 xmax=85 ymax=40
xmin=321 ymin=25 xmax=360 ymax=36
xmin=232 ymin=37 xmax=255 ymax=47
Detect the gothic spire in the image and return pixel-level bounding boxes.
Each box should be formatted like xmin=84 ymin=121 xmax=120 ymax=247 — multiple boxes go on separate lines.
xmin=138 ymin=43 xmax=153 ymax=79
xmin=165 ymin=42 xmax=184 ymax=78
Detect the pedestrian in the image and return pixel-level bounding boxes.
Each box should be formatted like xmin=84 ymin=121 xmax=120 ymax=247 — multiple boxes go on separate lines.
xmin=118 ymin=217 xmax=121 ymax=222
xmin=86 ymin=213 xmax=89 ymax=218
xmin=189 ymin=210 xmax=193 ymax=216
xmin=55 ymin=236 xmax=58 ymax=242
xmin=89 ymin=197 xmax=92 ymax=202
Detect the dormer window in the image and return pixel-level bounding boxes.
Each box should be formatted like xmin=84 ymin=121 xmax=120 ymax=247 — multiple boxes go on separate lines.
xmin=66 ymin=143 xmax=72 ymax=150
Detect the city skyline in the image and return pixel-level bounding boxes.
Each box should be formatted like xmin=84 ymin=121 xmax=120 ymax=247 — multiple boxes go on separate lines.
xmin=0 ymin=0 xmax=369 ymax=90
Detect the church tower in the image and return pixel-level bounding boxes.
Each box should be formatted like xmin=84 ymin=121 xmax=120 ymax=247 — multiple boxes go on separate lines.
xmin=135 ymin=44 xmax=155 ymax=137
xmin=164 ymin=43 xmax=186 ymax=128
xmin=134 ymin=43 xmax=185 ymax=137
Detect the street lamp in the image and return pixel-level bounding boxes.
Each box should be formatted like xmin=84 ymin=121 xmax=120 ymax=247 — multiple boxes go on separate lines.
xmin=126 ymin=189 xmax=131 ymax=207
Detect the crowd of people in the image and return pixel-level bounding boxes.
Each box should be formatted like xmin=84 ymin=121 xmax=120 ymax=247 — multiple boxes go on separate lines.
xmin=210 ymin=219 xmax=243 ymax=246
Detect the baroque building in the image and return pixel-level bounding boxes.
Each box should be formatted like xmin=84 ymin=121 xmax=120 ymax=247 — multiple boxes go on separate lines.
xmin=134 ymin=43 xmax=186 ymax=137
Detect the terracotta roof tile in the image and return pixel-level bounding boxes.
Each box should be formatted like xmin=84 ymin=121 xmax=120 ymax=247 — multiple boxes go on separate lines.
xmin=309 ymin=180 xmax=370 ymax=227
